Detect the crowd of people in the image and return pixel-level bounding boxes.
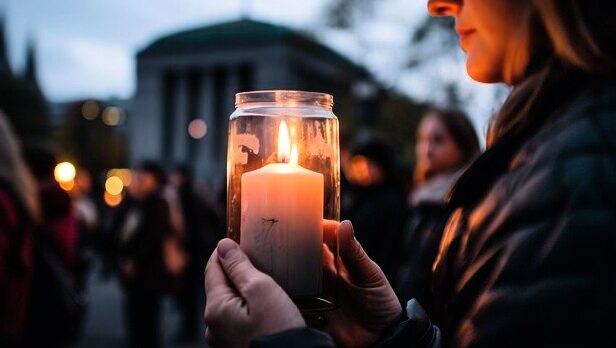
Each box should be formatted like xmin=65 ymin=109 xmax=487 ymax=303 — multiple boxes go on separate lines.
xmin=0 ymin=110 xmax=224 ymax=347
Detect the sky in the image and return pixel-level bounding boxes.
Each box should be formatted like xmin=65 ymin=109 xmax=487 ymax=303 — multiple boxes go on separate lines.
xmin=1 ymin=0 xmax=503 ymax=133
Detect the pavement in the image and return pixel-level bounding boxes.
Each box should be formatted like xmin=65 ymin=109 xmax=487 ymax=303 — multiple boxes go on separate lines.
xmin=69 ymin=259 xmax=206 ymax=348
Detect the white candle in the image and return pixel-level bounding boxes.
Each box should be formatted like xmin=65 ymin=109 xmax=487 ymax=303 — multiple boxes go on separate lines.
xmin=240 ymin=121 xmax=324 ymax=297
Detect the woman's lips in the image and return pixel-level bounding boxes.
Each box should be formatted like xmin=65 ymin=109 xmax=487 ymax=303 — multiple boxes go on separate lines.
xmin=455 ymin=27 xmax=475 ymax=51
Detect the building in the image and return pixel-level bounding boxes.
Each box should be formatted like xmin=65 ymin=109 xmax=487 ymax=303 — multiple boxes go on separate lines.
xmin=132 ymin=19 xmax=378 ymax=192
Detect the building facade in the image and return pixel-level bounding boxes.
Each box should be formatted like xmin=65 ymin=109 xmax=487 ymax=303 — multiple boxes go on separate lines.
xmin=132 ymin=19 xmax=376 ymax=193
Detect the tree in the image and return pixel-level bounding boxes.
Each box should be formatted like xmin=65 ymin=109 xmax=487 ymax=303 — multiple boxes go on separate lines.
xmin=321 ymin=0 xmax=507 ymax=121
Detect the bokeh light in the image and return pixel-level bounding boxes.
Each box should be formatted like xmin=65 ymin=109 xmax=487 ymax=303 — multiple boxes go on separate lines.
xmin=105 ymin=175 xmax=124 ymax=195
xmin=59 ymin=180 xmax=75 ymax=192
xmin=107 ymin=168 xmax=132 ymax=187
xmin=188 ymin=119 xmax=207 ymax=139
xmin=81 ymin=100 xmax=100 ymax=120
xmin=54 ymin=162 xmax=76 ymax=183
xmin=104 ymin=191 xmax=123 ymax=207
xmin=102 ymin=106 xmax=124 ymax=126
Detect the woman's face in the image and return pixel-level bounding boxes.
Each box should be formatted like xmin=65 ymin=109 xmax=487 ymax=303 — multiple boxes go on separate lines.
xmin=416 ymin=115 xmax=464 ymax=178
xmin=428 ymin=0 xmax=531 ymax=84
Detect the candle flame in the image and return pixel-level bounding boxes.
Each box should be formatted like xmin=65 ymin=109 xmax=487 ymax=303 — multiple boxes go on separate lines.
xmin=278 ymin=120 xmax=291 ymax=163
xmin=290 ymin=145 xmax=299 ymax=165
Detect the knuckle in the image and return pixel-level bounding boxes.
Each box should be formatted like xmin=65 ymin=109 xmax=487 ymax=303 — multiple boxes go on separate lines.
xmin=244 ymin=274 xmax=274 ymax=297
xmin=224 ymin=253 xmax=249 ymax=276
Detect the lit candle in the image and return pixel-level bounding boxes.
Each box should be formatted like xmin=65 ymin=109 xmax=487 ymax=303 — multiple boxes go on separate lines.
xmin=240 ymin=120 xmax=324 ymax=297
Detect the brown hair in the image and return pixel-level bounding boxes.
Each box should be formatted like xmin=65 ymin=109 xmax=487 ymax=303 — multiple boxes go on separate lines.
xmin=488 ymin=0 xmax=616 ymax=145
xmin=414 ymin=108 xmax=481 ymax=184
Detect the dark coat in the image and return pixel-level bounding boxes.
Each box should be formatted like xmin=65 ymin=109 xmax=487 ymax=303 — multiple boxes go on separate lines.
xmin=115 ymin=192 xmax=171 ymax=291
xmin=252 ymin=78 xmax=616 ymax=347
xmin=342 ymin=183 xmax=409 ymax=284
xmin=397 ymin=173 xmax=460 ymax=316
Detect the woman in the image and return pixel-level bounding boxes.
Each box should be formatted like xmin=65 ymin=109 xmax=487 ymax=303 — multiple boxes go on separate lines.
xmin=204 ymin=0 xmax=615 ymax=347
xmin=0 ymin=112 xmax=40 ymax=346
xmin=397 ymin=108 xmax=479 ymax=316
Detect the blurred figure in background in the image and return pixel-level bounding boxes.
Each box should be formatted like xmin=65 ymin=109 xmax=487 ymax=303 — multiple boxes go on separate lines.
xmin=71 ymin=169 xmax=98 ymax=293
xmin=0 ymin=111 xmax=40 ymax=347
xmin=22 ymin=144 xmax=83 ymax=347
xmin=112 ymin=161 xmax=171 ymax=348
xmin=341 ymin=137 xmax=408 ymax=284
xmin=396 ymin=108 xmax=480 ymax=315
xmin=168 ymin=164 xmax=219 ymax=343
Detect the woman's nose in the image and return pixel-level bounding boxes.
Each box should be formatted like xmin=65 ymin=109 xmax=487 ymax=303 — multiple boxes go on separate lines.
xmin=427 ymin=0 xmax=461 ymax=16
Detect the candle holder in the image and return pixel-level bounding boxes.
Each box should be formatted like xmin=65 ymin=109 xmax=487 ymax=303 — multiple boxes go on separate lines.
xmin=227 ymin=90 xmax=340 ymax=312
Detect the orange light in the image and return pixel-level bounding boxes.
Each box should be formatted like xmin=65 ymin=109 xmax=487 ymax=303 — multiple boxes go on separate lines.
xmin=105 ymin=176 xmax=124 ymax=196
xmin=59 ymin=180 xmax=75 ymax=192
xmin=104 ymin=191 xmax=123 ymax=207
xmin=102 ymin=107 xmax=123 ymax=126
xmin=107 ymin=168 xmax=132 ymax=187
xmin=54 ymin=162 xmax=76 ymax=183
xmin=81 ymin=101 xmax=99 ymax=120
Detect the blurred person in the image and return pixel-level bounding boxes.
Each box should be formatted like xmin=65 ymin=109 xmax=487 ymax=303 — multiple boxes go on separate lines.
xmin=0 ymin=111 xmax=40 ymax=347
xmin=397 ymin=108 xmax=480 ymax=316
xmin=168 ymin=164 xmax=220 ymax=343
xmin=22 ymin=146 xmax=79 ymax=270
xmin=72 ymin=170 xmax=99 ymax=239
xmin=341 ymin=137 xmax=408 ymax=285
xmin=112 ymin=161 xmax=171 ymax=348
xmin=22 ymin=145 xmax=83 ymax=347
xmin=203 ymin=0 xmax=616 ymax=347
xmin=71 ymin=169 xmax=98 ymax=292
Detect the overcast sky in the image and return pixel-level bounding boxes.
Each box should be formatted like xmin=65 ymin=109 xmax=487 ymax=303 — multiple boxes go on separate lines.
xmin=2 ymin=0 xmax=502 ymax=133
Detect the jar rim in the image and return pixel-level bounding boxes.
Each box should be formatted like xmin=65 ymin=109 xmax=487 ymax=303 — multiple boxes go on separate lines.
xmin=235 ymin=90 xmax=333 ymax=109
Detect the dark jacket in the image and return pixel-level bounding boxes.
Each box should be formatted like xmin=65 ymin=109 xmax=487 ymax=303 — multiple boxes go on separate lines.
xmin=115 ymin=192 xmax=171 ymax=291
xmin=342 ymin=183 xmax=409 ymax=284
xmin=253 ymin=79 xmax=616 ymax=347
xmin=397 ymin=172 xmax=460 ymax=316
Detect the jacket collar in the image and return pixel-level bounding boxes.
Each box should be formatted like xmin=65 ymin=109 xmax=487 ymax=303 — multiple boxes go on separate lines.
xmin=446 ymin=131 xmax=524 ymax=210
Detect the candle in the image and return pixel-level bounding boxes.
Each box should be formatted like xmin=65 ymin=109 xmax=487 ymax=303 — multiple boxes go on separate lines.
xmin=240 ymin=120 xmax=324 ymax=297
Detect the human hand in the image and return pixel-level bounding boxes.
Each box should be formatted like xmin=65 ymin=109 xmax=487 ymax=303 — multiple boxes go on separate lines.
xmin=317 ymin=220 xmax=402 ymax=348
xmin=204 ymin=238 xmax=306 ymax=348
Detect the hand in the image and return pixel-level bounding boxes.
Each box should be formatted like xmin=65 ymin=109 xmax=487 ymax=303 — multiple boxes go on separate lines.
xmin=204 ymin=238 xmax=306 ymax=348
xmin=317 ymin=220 xmax=402 ymax=348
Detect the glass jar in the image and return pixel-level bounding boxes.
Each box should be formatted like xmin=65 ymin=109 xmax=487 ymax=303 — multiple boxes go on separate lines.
xmin=226 ymin=90 xmax=340 ymax=312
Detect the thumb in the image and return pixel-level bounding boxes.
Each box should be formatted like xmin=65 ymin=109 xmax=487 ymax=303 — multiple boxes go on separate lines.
xmin=338 ymin=220 xmax=386 ymax=286
xmin=217 ymin=238 xmax=267 ymax=297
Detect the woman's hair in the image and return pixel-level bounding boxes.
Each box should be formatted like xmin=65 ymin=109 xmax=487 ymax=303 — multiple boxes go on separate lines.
xmin=414 ymin=108 xmax=480 ymax=184
xmin=489 ymin=0 xmax=616 ymax=145
xmin=0 ymin=111 xmax=40 ymax=222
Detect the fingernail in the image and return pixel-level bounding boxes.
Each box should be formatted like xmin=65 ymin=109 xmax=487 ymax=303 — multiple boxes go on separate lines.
xmin=217 ymin=239 xmax=238 ymax=259
xmin=341 ymin=220 xmax=355 ymax=238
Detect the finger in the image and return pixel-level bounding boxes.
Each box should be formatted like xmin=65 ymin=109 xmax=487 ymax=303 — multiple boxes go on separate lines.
xmin=323 ymin=219 xmax=340 ymax=247
xmin=204 ymin=248 xmax=237 ymax=304
xmin=338 ymin=220 xmax=385 ymax=285
xmin=322 ymin=243 xmax=336 ymax=277
xmin=216 ymin=238 xmax=272 ymax=300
